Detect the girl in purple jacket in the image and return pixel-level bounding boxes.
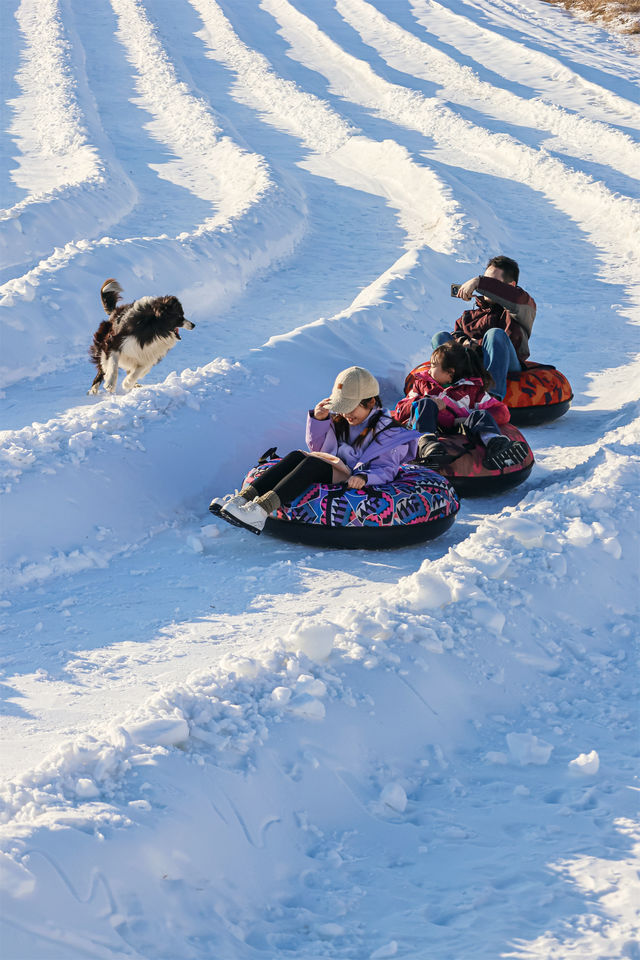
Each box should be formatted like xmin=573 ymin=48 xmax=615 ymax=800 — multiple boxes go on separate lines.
xmin=212 ymin=366 xmax=418 ymax=534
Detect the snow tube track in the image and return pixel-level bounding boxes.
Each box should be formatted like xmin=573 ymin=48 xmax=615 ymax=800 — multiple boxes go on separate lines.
xmin=1 ymin=1 xmax=639 ymax=958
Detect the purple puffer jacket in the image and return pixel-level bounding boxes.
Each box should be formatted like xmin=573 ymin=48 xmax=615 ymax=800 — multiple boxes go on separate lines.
xmin=305 ymin=409 xmax=419 ymax=486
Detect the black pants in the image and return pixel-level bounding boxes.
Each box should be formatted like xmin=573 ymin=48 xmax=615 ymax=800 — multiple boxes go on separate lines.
xmin=411 ymin=398 xmax=501 ymax=442
xmin=251 ymin=451 xmax=333 ymax=504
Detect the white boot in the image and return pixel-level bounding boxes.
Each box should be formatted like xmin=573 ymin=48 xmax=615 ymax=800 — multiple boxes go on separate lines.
xmin=209 ymin=492 xmax=246 ymax=517
xmin=221 ymin=499 xmax=269 ymax=534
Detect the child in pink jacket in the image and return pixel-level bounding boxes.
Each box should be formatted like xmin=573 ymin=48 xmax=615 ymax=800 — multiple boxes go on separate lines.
xmin=394 ymin=340 xmax=528 ymax=470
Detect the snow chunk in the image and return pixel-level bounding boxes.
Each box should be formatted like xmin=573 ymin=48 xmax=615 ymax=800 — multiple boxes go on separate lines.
xmin=233 ymin=657 xmax=259 ymax=679
xmin=285 ymin=618 xmax=335 ymax=661
xmin=200 ymin=524 xmax=220 ymax=540
xmin=187 ymin=535 xmax=203 ymax=553
xmin=380 ymin=782 xmax=407 ymax=813
xmin=290 ymin=697 xmax=326 ymax=720
xmin=501 ymin=517 xmax=546 ymax=548
xmin=75 ymin=778 xmax=100 ymax=798
xmin=296 ymin=674 xmax=327 ymax=697
xmin=565 ymin=518 xmax=594 ymax=547
xmin=569 ymin=750 xmax=600 ymax=775
xmin=603 ymin=537 xmax=622 ymax=559
xmin=405 ymin=570 xmax=451 ymax=610
xmin=370 ymin=941 xmax=398 ymax=959
xmin=506 ymin=732 xmax=553 ymax=765
xmin=125 ymin=716 xmax=189 ymax=747
xmin=271 ymin=686 xmax=292 ymax=705
xmin=68 ymin=430 xmax=93 ymax=455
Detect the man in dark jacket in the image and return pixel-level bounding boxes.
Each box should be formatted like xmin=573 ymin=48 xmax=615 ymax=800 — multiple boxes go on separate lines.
xmin=432 ymin=256 xmax=536 ymax=398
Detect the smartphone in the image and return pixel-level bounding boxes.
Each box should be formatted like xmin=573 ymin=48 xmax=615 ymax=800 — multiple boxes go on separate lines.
xmin=450 ymin=283 xmax=461 ymax=297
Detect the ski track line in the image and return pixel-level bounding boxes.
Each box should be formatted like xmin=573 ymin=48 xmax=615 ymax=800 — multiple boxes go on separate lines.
xmin=188 ymin=0 xmax=461 ymax=254
xmin=0 ymin=247 xmax=428 ymax=581
xmin=409 ymin=0 xmax=640 ymax=130
xmin=108 ymin=0 xmax=272 ymax=230
xmin=0 ymin=242 xmax=424 ymax=493
xmin=0 ymin=412 xmax=635 ymax=822
xmin=0 ymin=0 xmax=313 ymax=390
xmin=262 ymin=0 xmax=640 ymax=285
xmin=0 ymin=179 xmax=304 ymax=389
xmin=0 ymin=0 xmax=459 ymax=389
xmin=457 ymin=0 xmax=640 ymax=83
xmin=0 ymin=0 xmax=134 ymax=274
xmin=334 ymin=0 xmax=640 ymax=182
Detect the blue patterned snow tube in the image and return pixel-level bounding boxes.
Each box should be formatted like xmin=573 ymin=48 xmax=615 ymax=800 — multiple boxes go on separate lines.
xmin=243 ymin=458 xmax=460 ymax=548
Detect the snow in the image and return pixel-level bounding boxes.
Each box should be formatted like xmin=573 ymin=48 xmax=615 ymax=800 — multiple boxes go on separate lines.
xmin=569 ymin=750 xmax=600 ymax=776
xmin=1 ymin=0 xmax=639 ymax=957
xmin=506 ymin=732 xmax=554 ymax=766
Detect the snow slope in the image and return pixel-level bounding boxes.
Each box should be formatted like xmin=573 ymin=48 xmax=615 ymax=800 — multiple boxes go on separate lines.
xmin=1 ymin=0 xmax=638 ymax=957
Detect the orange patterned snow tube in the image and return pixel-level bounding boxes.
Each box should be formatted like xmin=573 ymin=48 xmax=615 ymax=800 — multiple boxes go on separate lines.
xmin=505 ymin=362 xmax=572 ymax=425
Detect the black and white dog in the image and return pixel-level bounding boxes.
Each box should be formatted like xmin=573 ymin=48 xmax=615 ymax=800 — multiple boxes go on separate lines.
xmin=88 ymin=279 xmax=195 ymax=394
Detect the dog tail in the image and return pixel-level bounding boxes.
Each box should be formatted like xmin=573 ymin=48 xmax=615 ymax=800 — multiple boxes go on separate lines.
xmin=101 ymin=278 xmax=123 ymax=314
xmin=89 ymin=320 xmax=112 ymax=366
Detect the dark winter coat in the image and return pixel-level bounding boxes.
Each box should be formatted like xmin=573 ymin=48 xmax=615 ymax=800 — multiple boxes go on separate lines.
xmin=454 ymin=275 xmax=536 ymax=361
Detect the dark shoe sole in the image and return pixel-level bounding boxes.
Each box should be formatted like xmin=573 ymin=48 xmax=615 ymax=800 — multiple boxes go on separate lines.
xmin=482 ymin=441 xmax=529 ymax=471
xmin=219 ymin=508 xmax=263 ymax=535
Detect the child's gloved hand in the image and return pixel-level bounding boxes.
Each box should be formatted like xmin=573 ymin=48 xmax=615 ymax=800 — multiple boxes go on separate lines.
xmin=313 ymin=398 xmax=332 ymax=420
xmin=347 ymin=475 xmax=366 ymax=489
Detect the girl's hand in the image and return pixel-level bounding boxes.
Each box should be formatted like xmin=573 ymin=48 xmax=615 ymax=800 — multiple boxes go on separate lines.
xmin=434 ymin=397 xmax=447 ymax=411
xmin=457 ymin=276 xmax=480 ymax=301
xmin=347 ymin=475 xmax=366 ymax=489
xmin=313 ymin=398 xmax=332 ymax=420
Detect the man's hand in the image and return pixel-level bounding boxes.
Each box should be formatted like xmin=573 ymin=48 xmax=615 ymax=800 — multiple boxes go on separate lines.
xmin=347 ymin=475 xmax=366 ymax=489
xmin=313 ymin=398 xmax=332 ymax=420
xmin=457 ymin=276 xmax=480 ymax=301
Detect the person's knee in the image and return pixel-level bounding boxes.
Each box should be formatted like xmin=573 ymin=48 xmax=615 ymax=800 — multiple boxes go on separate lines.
xmin=483 ymin=328 xmax=508 ymax=349
xmin=281 ymin=450 xmax=307 ymax=467
xmin=275 ymin=450 xmax=308 ymax=477
xmin=431 ymin=331 xmax=452 ymax=350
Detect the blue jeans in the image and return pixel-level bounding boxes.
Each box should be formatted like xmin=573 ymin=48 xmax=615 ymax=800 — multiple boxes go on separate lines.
xmin=431 ymin=329 xmax=521 ymax=399
xmin=409 ymin=397 xmax=502 ymax=444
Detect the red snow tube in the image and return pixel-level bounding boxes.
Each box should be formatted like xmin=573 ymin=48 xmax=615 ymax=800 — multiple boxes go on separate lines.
xmin=505 ymin=362 xmax=573 ymax=426
xmin=416 ymin=423 xmax=534 ymax=497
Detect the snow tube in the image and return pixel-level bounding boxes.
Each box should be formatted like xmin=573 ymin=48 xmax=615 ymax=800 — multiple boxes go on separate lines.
xmin=405 ymin=359 xmax=572 ymax=427
xmin=505 ymin=362 xmax=573 ymax=426
xmin=240 ymin=458 xmax=460 ymax=549
xmin=416 ymin=423 xmax=534 ymax=497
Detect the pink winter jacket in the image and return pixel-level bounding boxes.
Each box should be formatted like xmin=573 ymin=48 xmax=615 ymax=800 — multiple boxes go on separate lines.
xmin=393 ymin=373 xmax=510 ymax=431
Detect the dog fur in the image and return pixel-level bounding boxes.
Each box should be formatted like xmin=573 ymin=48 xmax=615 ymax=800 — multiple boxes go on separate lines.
xmin=88 ymin=279 xmax=195 ymax=395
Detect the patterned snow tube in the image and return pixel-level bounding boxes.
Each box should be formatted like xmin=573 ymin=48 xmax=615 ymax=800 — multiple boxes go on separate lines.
xmin=505 ymin=362 xmax=573 ymax=426
xmin=417 ymin=423 xmax=534 ymax=497
xmin=242 ymin=460 xmax=460 ymax=549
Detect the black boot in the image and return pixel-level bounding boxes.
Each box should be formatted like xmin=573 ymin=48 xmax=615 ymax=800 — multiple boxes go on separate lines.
xmin=482 ymin=436 xmax=529 ymax=470
xmin=416 ymin=434 xmax=452 ymax=468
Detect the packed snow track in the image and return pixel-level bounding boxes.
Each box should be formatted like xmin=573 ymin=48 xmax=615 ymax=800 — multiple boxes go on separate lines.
xmin=1 ymin=0 xmax=638 ymax=957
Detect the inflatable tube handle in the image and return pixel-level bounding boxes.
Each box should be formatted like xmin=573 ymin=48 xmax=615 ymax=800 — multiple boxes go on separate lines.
xmin=258 ymin=446 xmax=279 ymax=464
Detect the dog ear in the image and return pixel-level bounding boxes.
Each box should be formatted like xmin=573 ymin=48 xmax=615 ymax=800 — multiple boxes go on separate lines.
xmin=157 ymin=296 xmax=184 ymax=321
